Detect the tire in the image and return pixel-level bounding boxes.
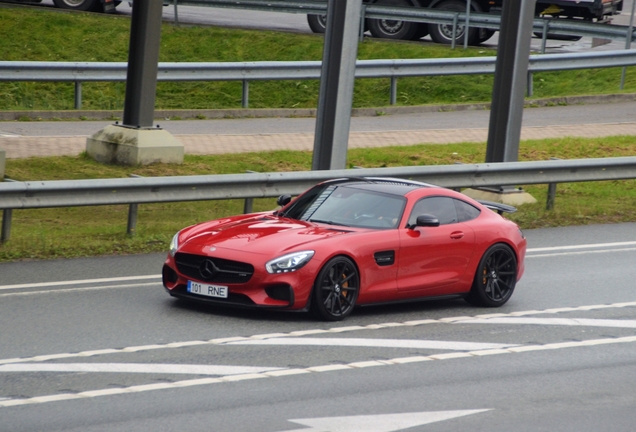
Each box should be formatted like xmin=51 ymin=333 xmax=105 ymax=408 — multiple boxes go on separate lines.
xmin=479 ymin=29 xmax=495 ymax=43
xmin=53 ymin=0 xmax=103 ymax=11
xmin=368 ymin=0 xmax=420 ymax=40
xmin=312 ymin=256 xmax=360 ymax=321
xmin=307 ymin=14 xmax=327 ymax=34
xmin=465 ymin=244 xmax=517 ymax=307
xmin=428 ymin=0 xmax=480 ymax=46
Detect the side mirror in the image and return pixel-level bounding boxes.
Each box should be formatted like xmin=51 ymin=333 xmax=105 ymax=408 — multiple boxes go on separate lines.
xmin=276 ymin=194 xmax=292 ymax=207
xmin=412 ymin=214 xmax=440 ymax=228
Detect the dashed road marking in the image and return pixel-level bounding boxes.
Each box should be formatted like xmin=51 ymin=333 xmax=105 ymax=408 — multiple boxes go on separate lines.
xmin=461 ymin=317 xmax=636 ymax=328
xmin=0 ymin=275 xmax=161 ymax=291
xmin=228 ymin=337 xmax=518 ymax=351
xmin=2 ymin=335 xmax=635 ymax=408
xmin=0 ymin=363 xmax=283 ymax=375
xmin=1 ymin=301 xmax=635 ymax=366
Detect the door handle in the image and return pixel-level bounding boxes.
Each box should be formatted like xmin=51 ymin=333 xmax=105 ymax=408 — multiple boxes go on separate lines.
xmin=450 ymin=231 xmax=464 ymax=240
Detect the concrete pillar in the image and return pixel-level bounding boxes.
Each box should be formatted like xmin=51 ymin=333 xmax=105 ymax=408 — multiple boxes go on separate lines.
xmin=85 ymin=0 xmax=183 ymax=165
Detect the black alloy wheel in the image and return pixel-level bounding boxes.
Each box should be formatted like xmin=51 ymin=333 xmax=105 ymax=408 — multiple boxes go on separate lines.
xmin=312 ymin=256 xmax=360 ymax=321
xmin=465 ymin=244 xmax=517 ymax=307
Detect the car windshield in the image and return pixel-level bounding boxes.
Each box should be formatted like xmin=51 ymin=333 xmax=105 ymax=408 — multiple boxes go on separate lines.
xmin=281 ymin=184 xmax=406 ymax=229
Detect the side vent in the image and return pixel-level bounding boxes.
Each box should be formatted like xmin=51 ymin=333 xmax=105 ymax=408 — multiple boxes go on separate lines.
xmin=374 ymin=250 xmax=395 ymax=266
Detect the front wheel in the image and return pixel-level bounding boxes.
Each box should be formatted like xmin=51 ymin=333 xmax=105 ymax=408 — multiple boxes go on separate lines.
xmin=312 ymin=256 xmax=360 ymax=321
xmin=465 ymin=244 xmax=517 ymax=307
xmin=53 ymin=0 xmax=103 ymax=11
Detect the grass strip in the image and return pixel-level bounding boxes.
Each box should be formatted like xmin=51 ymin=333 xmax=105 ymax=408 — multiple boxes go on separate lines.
xmin=2 ymin=135 xmax=636 ymax=261
xmin=1 ymin=6 xmax=636 ymax=113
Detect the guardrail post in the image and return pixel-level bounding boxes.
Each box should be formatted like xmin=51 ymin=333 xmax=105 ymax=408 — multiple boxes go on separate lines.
xmin=546 ymin=157 xmax=560 ymax=210
xmin=243 ymin=170 xmax=256 ymax=213
xmin=1 ymin=209 xmax=12 ymax=243
xmin=242 ymin=80 xmax=249 ymax=108
xmin=463 ymin=0 xmax=470 ymax=49
xmin=451 ymin=14 xmax=458 ymax=50
xmin=541 ymin=20 xmax=549 ymax=54
xmin=1 ymin=178 xmax=16 ymax=243
xmin=74 ymin=81 xmax=82 ymax=110
xmin=620 ymin=0 xmax=636 ymax=89
xmin=527 ymin=71 xmax=533 ymax=97
xmin=173 ymin=0 xmax=179 ymax=26
xmin=390 ymin=77 xmax=397 ymax=105
xmin=359 ymin=4 xmax=366 ymax=42
xmin=127 ymin=174 xmax=143 ymax=236
xmin=546 ymin=182 xmax=557 ymax=210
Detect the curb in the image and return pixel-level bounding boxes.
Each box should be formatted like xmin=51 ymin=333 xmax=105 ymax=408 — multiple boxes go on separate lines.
xmin=1 ymin=93 xmax=635 ymax=122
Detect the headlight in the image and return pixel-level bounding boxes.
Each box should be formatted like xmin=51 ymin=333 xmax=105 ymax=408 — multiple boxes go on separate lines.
xmin=169 ymin=231 xmax=180 ymax=257
xmin=266 ymin=251 xmax=315 ymax=274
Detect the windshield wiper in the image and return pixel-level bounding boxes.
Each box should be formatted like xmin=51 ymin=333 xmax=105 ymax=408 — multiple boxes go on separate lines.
xmin=309 ymin=219 xmax=349 ymax=227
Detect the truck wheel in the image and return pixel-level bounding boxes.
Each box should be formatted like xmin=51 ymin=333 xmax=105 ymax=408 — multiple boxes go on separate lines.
xmin=429 ymin=0 xmax=480 ymax=46
xmin=368 ymin=0 xmax=419 ymax=40
xmin=53 ymin=0 xmax=103 ymax=11
xmin=307 ymin=14 xmax=327 ymax=34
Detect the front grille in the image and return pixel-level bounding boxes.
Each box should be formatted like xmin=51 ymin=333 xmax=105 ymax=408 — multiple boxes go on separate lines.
xmin=175 ymin=253 xmax=254 ymax=284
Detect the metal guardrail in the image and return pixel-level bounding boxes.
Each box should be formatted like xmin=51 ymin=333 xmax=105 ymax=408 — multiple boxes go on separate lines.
xmin=2 ymin=49 xmax=636 ymax=108
xmin=2 ymin=156 xmax=636 ymax=241
xmin=167 ymin=0 xmax=636 ymax=43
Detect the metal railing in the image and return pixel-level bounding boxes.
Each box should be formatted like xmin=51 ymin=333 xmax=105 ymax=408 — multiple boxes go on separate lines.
xmin=167 ymin=0 xmax=636 ymax=44
xmin=2 ymin=156 xmax=636 ymax=241
xmin=2 ymin=49 xmax=636 ymax=109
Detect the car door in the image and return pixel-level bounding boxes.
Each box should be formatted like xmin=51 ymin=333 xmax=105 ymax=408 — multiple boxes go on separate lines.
xmin=397 ymin=196 xmax=476 ymax=293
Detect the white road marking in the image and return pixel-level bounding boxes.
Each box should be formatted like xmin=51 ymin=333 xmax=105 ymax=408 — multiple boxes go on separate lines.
xmin=0 ymin=241 xmax=632 ymax=292
xmin=0 ymin=282 xmax=159 ymax=298
xmin=460 ymin=317 xmax=636 ymax=328
xmin=0 ymin=363 xmax=282 ymax=376
xmin=0 ymin=275 xmax=161 ymax=291
xmin=1 ymin=301 xmax=635 ymax=366
xmin=282 ymin=410 xmax=490 ymax=432
xmin=527 ymin=241 xmax=636 ymax=252
xmin=526 ymin=247 xmax=636 ymax=258
xmin=229 ymin=337 xmax=517 ymax=351
xmin=2 ymin=335 xmax=636 ymax=408
xmin=526 ymin=241 xmax=636 ymax=258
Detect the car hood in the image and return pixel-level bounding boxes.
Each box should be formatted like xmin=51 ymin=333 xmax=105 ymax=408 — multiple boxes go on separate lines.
xmin=180 ymin=216 xmax=353 ymax=256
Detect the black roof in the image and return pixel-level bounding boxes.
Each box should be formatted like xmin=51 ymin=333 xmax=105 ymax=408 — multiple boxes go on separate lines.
xmin=324 ymin=177 xmax=433 ymax=196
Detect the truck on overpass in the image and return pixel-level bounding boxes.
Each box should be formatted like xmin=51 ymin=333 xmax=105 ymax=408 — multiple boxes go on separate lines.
xmin=307 ymin=0 xmax=624 ymax=45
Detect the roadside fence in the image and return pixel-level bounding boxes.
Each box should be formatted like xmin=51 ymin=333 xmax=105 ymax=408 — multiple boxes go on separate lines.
xmin=2 ymin=49 xmax=636 ymax=109
xmin=2 ymin=156 xmax=636 ymax=241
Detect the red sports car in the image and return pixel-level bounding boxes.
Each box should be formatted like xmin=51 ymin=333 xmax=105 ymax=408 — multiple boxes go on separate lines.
xmin=162 ymin=177 xmax=527 ymax=321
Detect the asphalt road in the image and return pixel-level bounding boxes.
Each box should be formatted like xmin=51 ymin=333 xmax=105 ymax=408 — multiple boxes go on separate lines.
xmin=1 ymin=223 xmax=635 ymax=431
xmin=2 ymin=99 xmax=636 ymax=138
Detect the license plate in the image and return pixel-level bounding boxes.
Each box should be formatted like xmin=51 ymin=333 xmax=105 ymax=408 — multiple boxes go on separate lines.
xmin=187 ymin=281 xmax=228 ymax=299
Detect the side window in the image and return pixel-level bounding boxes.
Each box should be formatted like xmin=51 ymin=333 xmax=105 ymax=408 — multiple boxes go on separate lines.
xmin=454 ymin=199 xmax=481 ymax=222
xmin=408 ymin=197 xmax=458 ymax=226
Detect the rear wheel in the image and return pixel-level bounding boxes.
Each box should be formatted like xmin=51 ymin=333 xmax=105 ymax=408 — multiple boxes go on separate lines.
xmin=53 ymin=0 xmax=103 ymax=11
xmin=368 ymin=0 xmax=420 ymax=40
xmin=428 ymin=0 xmax=480 ymax=46
xmin=312 ymin=256 xmax=360 ymax=321
xmin=465 ymin=244 xmax=517 ymax=307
